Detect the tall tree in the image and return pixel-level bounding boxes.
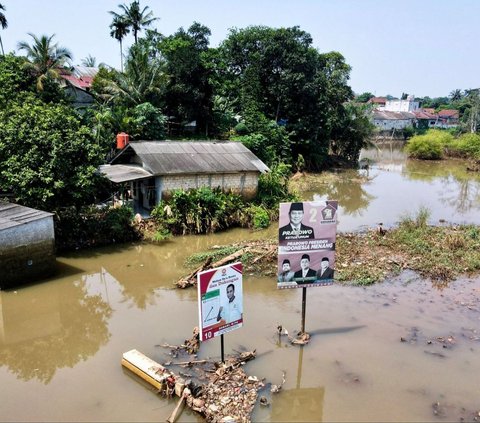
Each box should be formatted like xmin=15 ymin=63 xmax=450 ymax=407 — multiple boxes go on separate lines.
xmin=109 ymin=15 xmax=130 ymax=71
xmin=110 ymin=1 xmax=157 ymax=44
xmin=217 ymin=26 xmax=354 ymax=169
xmin=99 ymin=41 xmax=166 ymax=107
xmin=0 ymin=3 xmax=7 ymax=56
xmin=17 ymin=33 xmax=72 ymax=90
xmin=449 ymin=88 xmax=463 ymax=102
xmin=159 ymin=22 xmax=213 ymax=134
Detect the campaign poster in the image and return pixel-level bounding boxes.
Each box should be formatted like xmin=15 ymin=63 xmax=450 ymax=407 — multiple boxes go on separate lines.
xmin=197 ymin=262 xmax=243 ymax=342
xmin=277 ymin=201 xmax=337 ymax=289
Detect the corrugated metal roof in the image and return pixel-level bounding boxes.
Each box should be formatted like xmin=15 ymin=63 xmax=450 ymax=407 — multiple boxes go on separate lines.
xmin=99 ymin=164 xmax=153 ymax=183
xmin=0 ymin=202 xmax=53 ymax=232
xmin=111 ymin=141 xmax=270 ymax=176
xmin=373 ymin=110 xmax=415 ymax=120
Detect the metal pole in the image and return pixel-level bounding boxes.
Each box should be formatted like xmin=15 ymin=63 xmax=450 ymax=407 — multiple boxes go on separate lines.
xmin=301 ymin=287 xmax=307 ymax=333
xmin=221 ymin=334 xmax=225 ymax=363
xmin=296 ymin=345 xmax=304 ymax=389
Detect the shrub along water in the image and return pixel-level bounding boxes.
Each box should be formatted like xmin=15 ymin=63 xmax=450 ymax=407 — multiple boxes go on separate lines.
xmin=55 ymin=205 xmax=140 ymax=251
xmin=405 ymin=129 xmax=480 ymax=162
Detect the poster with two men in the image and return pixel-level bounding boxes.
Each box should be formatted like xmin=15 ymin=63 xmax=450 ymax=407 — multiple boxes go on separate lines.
xmin=278 ymin=201 xmax=338 ymax=289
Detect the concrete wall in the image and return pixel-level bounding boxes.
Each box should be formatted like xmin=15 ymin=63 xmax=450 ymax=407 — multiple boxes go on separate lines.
xmin=385 ymin=100 xmax=420 ymax=112
xmin=160 ymin=172 xmax=259 ymax=201
xmin=0 ymin=217 xmax=55 ymax=289
xmin=373 ymin=119 xmax=413 ymax=130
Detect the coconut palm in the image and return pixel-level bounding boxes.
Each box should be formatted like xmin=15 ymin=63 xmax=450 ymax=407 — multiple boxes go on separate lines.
xmin=0 ymin=3 xmax=7 ymax=56
xmin=449 ymin=89 xmax=463 ymax=102
xmin=102 ymin=42 xmax=166 ymax=107
xmin=81 ymin=54 xmax=97 ymax=67
xmin=17 ymin=33 xmax=72 ymax=90
xmin=109 ymin=15 xmax=130 ymax=71
xmin=110 ymin=1 xmax=157 ymax=44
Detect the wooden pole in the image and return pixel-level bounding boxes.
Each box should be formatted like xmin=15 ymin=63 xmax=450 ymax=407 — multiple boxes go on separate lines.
xmin=301 ymin=287 xmax=307 ymax=333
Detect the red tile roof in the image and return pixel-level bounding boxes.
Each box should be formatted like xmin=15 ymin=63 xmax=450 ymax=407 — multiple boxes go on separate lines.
xmin=438 ymin=109 xmax=459 ymax=119
xmin=61 ymin=74 xmax=92 ymax=89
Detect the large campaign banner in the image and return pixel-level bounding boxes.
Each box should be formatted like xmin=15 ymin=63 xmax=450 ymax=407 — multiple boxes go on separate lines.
xmin=277 ymin=201 xmax=337 ymax=289
xmin=197 ymin=262 xmax=243 ymax=342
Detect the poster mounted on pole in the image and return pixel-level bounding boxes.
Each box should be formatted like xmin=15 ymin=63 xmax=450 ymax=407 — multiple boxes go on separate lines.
xmin=277 ymin=201 xmax=338 ymax=289
xmin=197 ymin=262 xmax=243 ymax=342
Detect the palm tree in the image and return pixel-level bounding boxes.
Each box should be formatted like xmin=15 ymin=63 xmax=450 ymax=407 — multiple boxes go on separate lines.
xmin=449 ymin=89 xmax=463 ymax=102
xmin=110 ymin=1 xmax=157 ymax=44
xmin=0 ymin=3 xmax=7 ymax=56
xmin=109 ymin=15 xmax=129 ymax=71
xmin=102 ymin=42 xmax=166 ymax=106
xmin=17 ymin=33 xmax=72 ymax=90
xmin=81 ymin=54 xmax=97 ymax=67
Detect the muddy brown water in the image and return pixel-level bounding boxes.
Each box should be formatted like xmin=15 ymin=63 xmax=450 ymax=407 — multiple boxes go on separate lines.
xmin=1 ymin=145 xmax=480 ymax=422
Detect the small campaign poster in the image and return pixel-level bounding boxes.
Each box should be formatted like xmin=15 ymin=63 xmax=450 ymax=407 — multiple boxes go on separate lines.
xmin=197 ymin=262 xmax=243 ymax=342
xmin=277 ymin=201 xmax=338 ymax=289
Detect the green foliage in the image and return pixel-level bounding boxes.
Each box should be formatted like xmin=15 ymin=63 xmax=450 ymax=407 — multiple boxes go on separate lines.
xmin=17 ymin=33 xmax=72 ymax=92
xmin=158 ymin=22 xmax=213 ymax=135
xmin=402 ymin=125 xmax=415 ymax=140
xmin=151 ymin=188 xmax=247 ymax=235
xmin=448 ymin=133 xmax=480 ymax=159
xmin=185 ymin=245 xmax=238 ymax=266
xmin=129 ymin=102 xmax=166 ymax=139
xmin=330 ymin=102 xmax=375 ymax=164
xmin=405 ymin=129 xmax=454 ymax=160
xmin=216 ymin=26 xmax=354 ymax=168
xmin=55 ymin=205 xmax=139 ymax=251
xmin=234 ymin=122 xmax=249 ymax=135
xmin=0 ymin=94 xmax=103 ymax=210
xmin=246 ymin=205 xmax=270 ymax=229
xmin=295 ymin=154 xmax=306 ymax=172
xmin=95 ymin=41 xmax=166 ymax=107
xmin=355 ymin=92 xmax=374 ymax=103
xmin=256 ymin=162 xmax=297 ymax=209
xmin=0 ymin=54 xmax=35 ymax=105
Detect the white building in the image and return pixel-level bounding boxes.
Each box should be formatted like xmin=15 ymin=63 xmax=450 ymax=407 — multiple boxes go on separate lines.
xmin=384 ymin=95 xmax=420 ymax=112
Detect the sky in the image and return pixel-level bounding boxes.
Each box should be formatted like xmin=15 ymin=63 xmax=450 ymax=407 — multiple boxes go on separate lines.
xmin=1 ymin=0 xmax=479 ymax=98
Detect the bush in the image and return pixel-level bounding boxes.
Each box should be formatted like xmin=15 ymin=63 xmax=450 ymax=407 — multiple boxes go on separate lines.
xmin=256 ymin=162 xmax=297 ymax=209
xmin=405 ymin=129 xmax=453 ymax=160
xmin=234 ymin=122 xmax=249 ymax=135
xmin=448 ymin=133 xmax=480 ymax=160
xmin=55 ymin=205 xmax=139 ymax=251
xmin=247 ymin=205 xmax=270 ymax=229
xmin=151 ymin=188 xmax=247 ymax=235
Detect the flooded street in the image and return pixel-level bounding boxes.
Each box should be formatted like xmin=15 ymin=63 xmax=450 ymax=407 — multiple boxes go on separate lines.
xmin=1 ymin=144 xmax=480 ymax=422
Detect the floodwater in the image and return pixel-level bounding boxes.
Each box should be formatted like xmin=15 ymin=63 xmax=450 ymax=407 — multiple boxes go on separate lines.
xmin=1 ymin=144 xmax=480 ymax=422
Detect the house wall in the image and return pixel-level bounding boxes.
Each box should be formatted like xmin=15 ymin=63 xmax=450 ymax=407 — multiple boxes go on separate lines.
xmin=160 ymin=172 xmax=259 ymax=201
xmin=385 ymin=100 xmax=420 ymax=112
xmin=0 ymin=217 xmax=56 ymax=289
xmin=373 ymin=119 xmax=414 ymax=130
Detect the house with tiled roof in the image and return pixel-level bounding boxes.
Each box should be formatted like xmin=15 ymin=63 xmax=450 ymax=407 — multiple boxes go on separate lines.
xmin=59 ymin=66 xmax=98 ymax=109
xmin=99 ymin=140 xmax=269 ymax=215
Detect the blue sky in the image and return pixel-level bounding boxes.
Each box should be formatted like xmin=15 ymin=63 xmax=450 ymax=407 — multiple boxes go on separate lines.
xmin=1 ymin=0 xmax=479 ymax=98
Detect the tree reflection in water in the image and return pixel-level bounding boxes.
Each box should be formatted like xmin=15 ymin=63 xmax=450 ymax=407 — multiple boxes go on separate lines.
xmin=404 ymin=160 xmax=480 ymax=213
xmin=0 ymin=278 xmax=112 ymax=384
xmin=294 ymin=170 xmax=376 ymax=217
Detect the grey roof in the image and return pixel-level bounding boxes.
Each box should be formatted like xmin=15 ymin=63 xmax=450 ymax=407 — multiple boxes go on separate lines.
xmin=111 ymin=141 xmax=270 ymax=175
xmin=0 ymin=202 xmax=53 ymax=231
xmin=72 ymin=66 xmax=98 ymax=79
xmin=373 ymin=110 xmax=416 ymax=120
xmin=99 ymin=164 xmax=153 ymax=183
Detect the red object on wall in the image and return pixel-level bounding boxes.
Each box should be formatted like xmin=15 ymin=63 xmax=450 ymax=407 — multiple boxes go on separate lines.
xmin=116 ymin=132 xmax=130 ymax=149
